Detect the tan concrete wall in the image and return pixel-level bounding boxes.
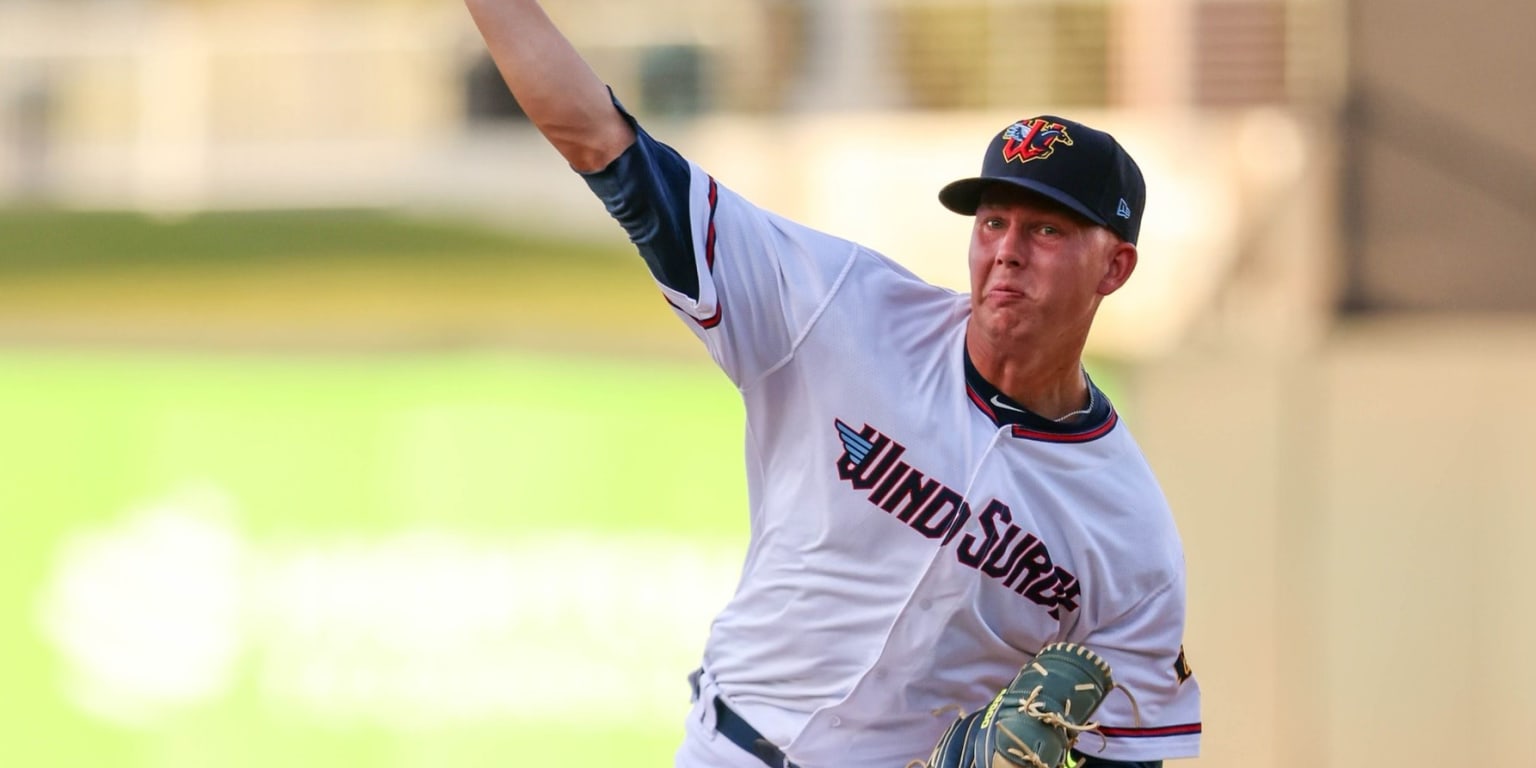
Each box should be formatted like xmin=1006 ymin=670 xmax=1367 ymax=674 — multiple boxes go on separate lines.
xmin=1346 ymin=0 xmax=1536 ymax=310
xmin=1133 ymin=316 xmax=1536 ymax=766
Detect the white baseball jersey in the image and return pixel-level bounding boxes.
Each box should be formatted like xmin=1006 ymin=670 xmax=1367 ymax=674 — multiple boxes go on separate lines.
xmin=581 ymin=102 xmax=1201 ymax=768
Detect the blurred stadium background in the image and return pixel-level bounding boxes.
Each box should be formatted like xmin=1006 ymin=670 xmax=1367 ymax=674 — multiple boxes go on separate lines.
xmin=1 ymin=0 xmax=1533 ymax=766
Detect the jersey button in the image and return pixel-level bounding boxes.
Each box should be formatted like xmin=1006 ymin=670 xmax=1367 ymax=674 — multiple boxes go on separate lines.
xmin=830 ymin=716 xmax=843 ymax=727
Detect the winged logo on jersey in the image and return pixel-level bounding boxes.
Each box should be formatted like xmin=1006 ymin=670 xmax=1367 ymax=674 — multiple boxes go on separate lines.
xmin=835 ymin=419 xmax=875 ymax=465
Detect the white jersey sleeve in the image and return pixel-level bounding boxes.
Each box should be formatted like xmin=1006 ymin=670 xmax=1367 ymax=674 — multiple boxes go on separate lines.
xmin=581 ymin=100 xmax=859 ymax=387
xmin=1075 ymin=576 xmax=1202 ymax=762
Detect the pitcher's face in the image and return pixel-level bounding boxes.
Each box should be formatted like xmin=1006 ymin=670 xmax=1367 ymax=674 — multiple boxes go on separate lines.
xmin=966 ymin=187 xmax=1134 ymax=349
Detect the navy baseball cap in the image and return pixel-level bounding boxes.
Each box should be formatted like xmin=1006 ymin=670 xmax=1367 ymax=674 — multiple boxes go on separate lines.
xmin=939 ymin=116 xmax=1146 ymax=244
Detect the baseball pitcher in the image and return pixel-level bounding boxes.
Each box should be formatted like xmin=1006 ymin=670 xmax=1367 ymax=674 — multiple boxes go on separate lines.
xmin=463 ymin=2 xmax=1202 ymax=767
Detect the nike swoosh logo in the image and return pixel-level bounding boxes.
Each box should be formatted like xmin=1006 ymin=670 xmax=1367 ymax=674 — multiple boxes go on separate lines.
xmin=989 ymin=395 xmax=1027 ymax=413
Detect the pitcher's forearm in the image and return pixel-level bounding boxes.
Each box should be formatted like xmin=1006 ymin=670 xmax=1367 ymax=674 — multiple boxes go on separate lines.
xmin=464 ymin=0 xmax=635 ymax=171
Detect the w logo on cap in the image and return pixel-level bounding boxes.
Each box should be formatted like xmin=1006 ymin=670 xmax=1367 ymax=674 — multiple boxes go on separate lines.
xmin=1000 ymin=118 xmax=1074 ymax=164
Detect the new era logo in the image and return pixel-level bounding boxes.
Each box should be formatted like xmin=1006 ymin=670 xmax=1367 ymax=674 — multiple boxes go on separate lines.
xmin=1116 ymin=199 xmax=1132 ymax=219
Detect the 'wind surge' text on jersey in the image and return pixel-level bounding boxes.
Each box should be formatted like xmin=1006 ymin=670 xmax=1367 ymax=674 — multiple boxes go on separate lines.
xmin=580 ymin=100 xmax=1202 ymax=768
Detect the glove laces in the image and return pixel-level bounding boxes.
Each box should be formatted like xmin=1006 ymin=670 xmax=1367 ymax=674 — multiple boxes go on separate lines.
xmin=999 ymin=679 xmax=1143 ymax=766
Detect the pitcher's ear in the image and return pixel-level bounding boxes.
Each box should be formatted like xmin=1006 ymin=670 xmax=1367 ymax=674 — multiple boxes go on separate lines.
xmin=1098 ymin=240 xmax=1138 ymax=296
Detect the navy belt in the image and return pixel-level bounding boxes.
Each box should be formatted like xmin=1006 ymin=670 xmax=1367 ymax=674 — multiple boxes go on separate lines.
xmin=692 ymin=669 xmax=799 ymax=768
xmin=712 ymin=696 xmax=800 ymax=768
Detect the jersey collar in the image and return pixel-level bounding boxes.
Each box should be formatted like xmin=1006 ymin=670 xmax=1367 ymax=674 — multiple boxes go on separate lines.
xmin=962 ymin=346 xmax=1118 ymax=443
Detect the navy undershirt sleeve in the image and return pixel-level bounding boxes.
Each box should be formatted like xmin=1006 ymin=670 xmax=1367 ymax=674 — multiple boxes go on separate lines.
xmin=579 ymin=96 xmax=701 ymax=300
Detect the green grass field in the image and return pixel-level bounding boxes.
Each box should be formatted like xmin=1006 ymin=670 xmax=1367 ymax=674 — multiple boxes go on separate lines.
xmin=0 ymin=209 xmax=744 ymax=766
xmin=0 ymin=348 xmax=746 ymax=767
xmin=0 ymin=208 xmax=1121 ymax=767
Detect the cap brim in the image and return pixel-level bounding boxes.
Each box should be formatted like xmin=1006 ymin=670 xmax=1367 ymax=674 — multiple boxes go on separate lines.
xmin=938 ymin=177 xmax=1109 ymax=231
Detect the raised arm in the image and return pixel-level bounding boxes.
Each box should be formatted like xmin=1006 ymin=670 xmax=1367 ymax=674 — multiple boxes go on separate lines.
xmin=463 ymin=0 xmax=636 ymax=171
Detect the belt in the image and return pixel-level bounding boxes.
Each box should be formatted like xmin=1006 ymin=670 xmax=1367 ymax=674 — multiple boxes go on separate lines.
xmin=692 ymin=669 xmax=800 ymax=768
xmin=712 ymin=696 xmax=800 ymax=768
